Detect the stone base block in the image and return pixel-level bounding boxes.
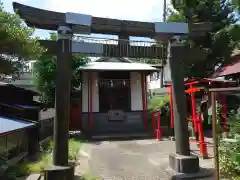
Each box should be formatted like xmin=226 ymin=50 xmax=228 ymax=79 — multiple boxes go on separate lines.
xmin=44 ymin=164 xmax=74 ymax=180
xmin=169 ymin=153 xmax=199 ymax=173
xmin=165 ymin=167 xmax=214 ymax=180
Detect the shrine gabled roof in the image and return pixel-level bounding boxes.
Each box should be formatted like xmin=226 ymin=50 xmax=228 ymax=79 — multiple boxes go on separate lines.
xmin=165 ymin=78 xmax=236 ymax=87
xmin=79 ymin=62 xmax=159 ymax=72
xmin=212 ymin=59 xmax=240 ymax=77
xmin=95 ymin=57 xmax=133 ymax=63
xmin=211 ymin=48 xmax=240 ymax=77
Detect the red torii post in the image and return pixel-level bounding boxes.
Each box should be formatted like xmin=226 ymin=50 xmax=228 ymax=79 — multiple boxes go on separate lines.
xmin=168 ymin=82 xmax=208 ymax=158
xmin=168 ymin=85 xmax=174 ymax=129
xmin=185 ymin=85 xmax=201 ymax=132
xmin=168 ymin=83 xmax=200 ymax=131
xmin=185 ymin=85 xmax=208 ymax=158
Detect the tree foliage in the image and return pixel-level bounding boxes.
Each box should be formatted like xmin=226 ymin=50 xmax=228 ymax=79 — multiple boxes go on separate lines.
xmin=168 ymin=0 xmax=240 ymax=78
xmin=34 ymin=33 xmax=90 ymax=107
xmin=0 ymin=1 xmax=43 ymax=77
xmin=0 ymin=1 xmax=43 ymax=79
xmin=232 ymin=0 xmax=240 ymax=12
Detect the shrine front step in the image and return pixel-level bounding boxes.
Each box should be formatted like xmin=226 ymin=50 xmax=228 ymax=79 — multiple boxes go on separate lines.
xmin=91 ymin=131 xmax=152 ymax=140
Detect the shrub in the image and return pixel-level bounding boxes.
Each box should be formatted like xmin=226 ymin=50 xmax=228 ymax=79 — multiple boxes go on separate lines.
xmin=219 ymin=112 xmax=240 ymax=179
xmin=148 ymin=95 xmax=170 ymax=127
xmin=1 ymin=137 xmax=82 ymax=179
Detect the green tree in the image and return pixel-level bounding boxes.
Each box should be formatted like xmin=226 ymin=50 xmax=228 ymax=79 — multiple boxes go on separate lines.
xmin=0 ymin=1 xmax=43 ymax=77
xmin=168 ymin=0 xmax=240 ymax=78
xmin=232 ymin=0 xmax=240 ymax=12
xmin=34 ymin=33 xmax=90 ymax=107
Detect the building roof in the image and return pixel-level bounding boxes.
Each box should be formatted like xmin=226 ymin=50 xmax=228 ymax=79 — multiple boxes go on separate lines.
xmin=0 ymin=116 xmax=35 ymax=135
xmin=95 ymin=57 xmax=133 ymax=63
xmin=0 ymin=81 xmax=39 ymax=95
xmin=213 ymin=59 xmax=240 ymax=77
xmin=79 ymin=62 xmax=159 ymax=72
xmin=212 ymin=48 xmax=240 ymax=77
xmin=79 ymin=57 xmax=159 ymax=72
xmin=165 ymin=78 xmax=236 ymax=86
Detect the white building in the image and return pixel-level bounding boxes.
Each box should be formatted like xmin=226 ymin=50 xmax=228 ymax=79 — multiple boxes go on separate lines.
xmin=4 ymin=60 xmax=36 ymax=91
xmin=147 ymin=63 xmax=171 ymax=89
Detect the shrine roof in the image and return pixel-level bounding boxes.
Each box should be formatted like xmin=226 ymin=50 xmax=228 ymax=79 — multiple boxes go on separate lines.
xmin=79 ymin=62 xmax=159 ymax=72
xmin=212 ymin=59 xmax=240 ymax=77
xmin=212 ymin=49 xmax=240 ymax=77
xmin=165 ymin=78 xmax=236 ymax=87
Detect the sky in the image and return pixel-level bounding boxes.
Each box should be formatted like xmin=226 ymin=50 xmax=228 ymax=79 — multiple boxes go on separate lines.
xmin=3 ymin=0 xmax=170 ymax=40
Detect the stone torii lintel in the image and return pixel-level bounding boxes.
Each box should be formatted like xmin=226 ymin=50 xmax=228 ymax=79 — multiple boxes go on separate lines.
xmin=12 ymin=2 xmax=211 ymax=38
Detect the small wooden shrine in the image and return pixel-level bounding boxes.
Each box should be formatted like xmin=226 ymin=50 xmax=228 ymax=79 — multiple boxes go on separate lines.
xmin=78 ymin=57 xmax=159 ymax=134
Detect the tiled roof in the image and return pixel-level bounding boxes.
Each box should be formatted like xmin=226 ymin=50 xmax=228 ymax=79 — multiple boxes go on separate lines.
xmin=212 ymin=49 xmax=240 ymax=77
xmin=213 ymin=59 xmax=240 ymax=77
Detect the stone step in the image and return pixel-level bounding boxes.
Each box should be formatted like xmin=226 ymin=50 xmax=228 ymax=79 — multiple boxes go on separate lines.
xmin=92 ymin=132 xmax=152 ymax=140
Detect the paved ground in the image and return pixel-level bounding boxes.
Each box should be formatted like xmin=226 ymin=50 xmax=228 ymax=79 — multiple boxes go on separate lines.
xmin=75 ymin=138 xmax=215 ymax=180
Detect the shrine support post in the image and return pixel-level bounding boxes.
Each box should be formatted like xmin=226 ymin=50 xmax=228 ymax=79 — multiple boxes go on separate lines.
xmin=89 ymin=72 xmax=93 ymax=129
xmin=53 ymin=25 xmax=72 ymax=166
xmin=169 ymin=42 xmax=200 ymax=173
xmin=141 ymin=72 xmax=148 ymax=129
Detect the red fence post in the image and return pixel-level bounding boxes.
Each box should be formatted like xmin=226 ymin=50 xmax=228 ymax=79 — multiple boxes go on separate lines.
xmin=152 ymin=112 xmax=156 ymax=136
xmin=197 ymin=115 xmax=208 ymax=159
xmin=156 ymin=112 xmax=162 ymax=141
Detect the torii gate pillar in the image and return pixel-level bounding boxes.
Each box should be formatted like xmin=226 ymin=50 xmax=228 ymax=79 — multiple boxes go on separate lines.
xmin=54 ymin=25 xmax=73 ymax=166
xmin=168 ymin=41 xmax=200 ymax=173
xmin=44 ymin=25 xmax=75 ymax=180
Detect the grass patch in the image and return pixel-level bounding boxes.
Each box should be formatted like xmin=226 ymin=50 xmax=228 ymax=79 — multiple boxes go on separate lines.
xmin=75 ymin=174 xmax=100 ymax=180
xmin=4 ymin=136 xmax=82 ymax=178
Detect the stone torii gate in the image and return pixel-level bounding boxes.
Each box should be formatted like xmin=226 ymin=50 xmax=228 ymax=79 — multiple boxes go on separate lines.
xmin=12 ymin=2 xmax=211 ymax=179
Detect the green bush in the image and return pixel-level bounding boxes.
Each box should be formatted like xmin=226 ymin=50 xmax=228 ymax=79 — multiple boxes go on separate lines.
xmin=1 ymin=137 xmax=82 ymax=179
xmin=148 ymin=95 xmax=170 ymax=127
xmin=219 ymin=112 xmax=240 ymax=180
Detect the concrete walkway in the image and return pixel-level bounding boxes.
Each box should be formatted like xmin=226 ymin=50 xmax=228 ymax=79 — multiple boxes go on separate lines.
xmin=75 ymin=139 xmax=215 ymax=180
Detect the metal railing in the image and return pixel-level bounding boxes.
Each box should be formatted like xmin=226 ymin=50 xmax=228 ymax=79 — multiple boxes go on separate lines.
xmin=72 ymin=35 xmax=165 ymax=63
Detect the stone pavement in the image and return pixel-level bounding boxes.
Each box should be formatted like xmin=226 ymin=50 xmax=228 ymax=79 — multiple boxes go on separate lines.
xmin=75 ymin=139 xmax=215 ymax=180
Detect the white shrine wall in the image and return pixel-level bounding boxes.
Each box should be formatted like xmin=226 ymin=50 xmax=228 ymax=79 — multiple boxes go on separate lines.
xmin=81 ymin=72 xmax=145 ymax=112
